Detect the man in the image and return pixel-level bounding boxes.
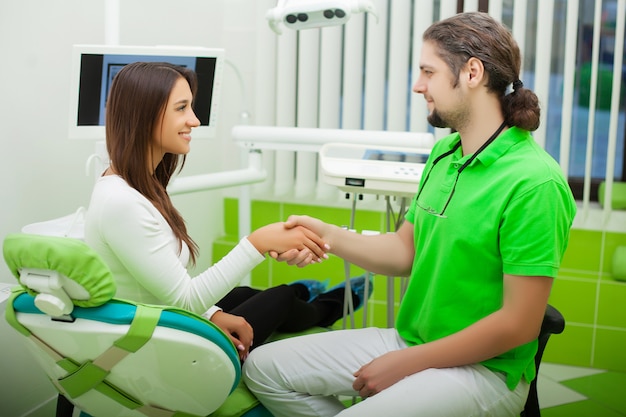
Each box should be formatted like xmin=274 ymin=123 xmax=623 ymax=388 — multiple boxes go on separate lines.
xmin=243 ymin=12 xmax=576 ymax=417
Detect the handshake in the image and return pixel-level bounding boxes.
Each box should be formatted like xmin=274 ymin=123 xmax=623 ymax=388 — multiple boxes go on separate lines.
xmin=247 ymin=215 xmax=332 ymax=268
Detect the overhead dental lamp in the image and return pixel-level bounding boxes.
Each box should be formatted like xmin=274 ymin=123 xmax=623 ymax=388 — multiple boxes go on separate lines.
xmin=266 ymin=0 xmax=378 ymax=34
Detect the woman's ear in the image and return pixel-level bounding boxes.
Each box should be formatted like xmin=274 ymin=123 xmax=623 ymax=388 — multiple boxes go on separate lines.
xmin=465 ymin=57 xmax=485 ymax=88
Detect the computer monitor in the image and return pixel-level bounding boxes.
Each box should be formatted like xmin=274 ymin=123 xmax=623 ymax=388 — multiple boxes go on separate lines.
xmin=68 ymin=44 xmax=224 ymax=140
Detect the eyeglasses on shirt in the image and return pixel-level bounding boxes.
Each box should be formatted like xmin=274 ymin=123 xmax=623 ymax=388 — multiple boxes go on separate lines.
xmin=415 ymin=121 xmax=506 ymax=218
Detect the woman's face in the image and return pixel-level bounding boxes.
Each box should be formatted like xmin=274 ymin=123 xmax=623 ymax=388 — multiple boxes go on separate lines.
xmin=152 ymin=77 xmax=200 ymax=164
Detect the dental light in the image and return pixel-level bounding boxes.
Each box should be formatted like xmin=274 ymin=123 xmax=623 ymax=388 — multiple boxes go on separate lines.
xmin=266 ymin=0 xmax=378 ymax=34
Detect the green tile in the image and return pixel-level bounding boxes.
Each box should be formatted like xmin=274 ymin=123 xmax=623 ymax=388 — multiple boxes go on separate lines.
xmin=223 ymin=198 xmax=239 ymax=236
xmin=542 ymin=324 xmax=593 ymax=367
xmin=597 ymin=282 xmax=626 ymax=329
xmin=372 ymin=275 xmax=386 ymax=304
xmin=283 ymin=202 xmax=351 ymax=224
xmin=562 ymin=229 xmax=602 ymax=272
xmin=541 ymin=400 xmax=624 ymax=417
xmin=360 ymin=299 xmax=379 ymax=328
xmin=334 ymin=306 xmax=367 ymax=330
xmin=558 ymin=270 xmax=599 ymax=280
xmin=369 ymin=300 xmax=398 ymax=328
xmin=549 ymin=279 xmax=598 ymax=325
xmin=250 ymin=200 xmax=282 ymax=229
xmin=250 ymin=260 xmax=270 ymax=287
xmin=282 ymin=202 xmax=386 ymax=233
xmin=593 ymin=329 xmax=626 ymax=372
xmin=374 ymin=274 xmax=407 ymax=307
xmin=561 ymin=371 xmax=626 ymax=414
xmin=211 ymin=237 xmax=238 ymax=264
xmin=268 ymin=254 xmax=350 ymax=286
xmin=601 ymin=270 xmax=623 ymax=283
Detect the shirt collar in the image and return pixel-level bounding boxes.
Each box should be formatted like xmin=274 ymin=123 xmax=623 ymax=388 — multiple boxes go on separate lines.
xmin=477 ymin=126 xmax=530 ymax=167
xmin=439 ymin=126 xmax=530 ymax=168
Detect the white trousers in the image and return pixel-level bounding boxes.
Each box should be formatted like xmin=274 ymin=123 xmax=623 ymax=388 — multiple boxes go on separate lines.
xmin=243 ymin=327 xmax=529 ymax=417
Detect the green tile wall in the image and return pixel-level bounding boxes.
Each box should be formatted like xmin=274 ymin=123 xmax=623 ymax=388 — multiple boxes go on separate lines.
xmin=214 ymin=198 xmax=626 ymax=371
xmin=545 ymin=229 xmax=626 ymax=371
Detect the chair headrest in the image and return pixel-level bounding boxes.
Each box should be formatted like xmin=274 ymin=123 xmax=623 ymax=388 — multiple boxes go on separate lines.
xmin=3 ymin=233 xmax=116 ymax=316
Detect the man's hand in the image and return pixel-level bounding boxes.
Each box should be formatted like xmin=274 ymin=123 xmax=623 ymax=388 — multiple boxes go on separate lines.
xmin=283 ymin=215 xmax=331 ymax=239
xmin=352 ymin=350 xmax=411 ymax=399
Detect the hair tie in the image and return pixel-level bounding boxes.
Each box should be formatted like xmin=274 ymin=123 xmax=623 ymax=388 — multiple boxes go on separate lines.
xmin=512 ymin=79 xmax=523 ymax=92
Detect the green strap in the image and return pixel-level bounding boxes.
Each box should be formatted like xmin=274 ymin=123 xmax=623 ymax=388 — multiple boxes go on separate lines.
xmin=58 ymin=360 xmax=111 ymax=398
xmin=114 ymin=303 xmax=163 ymax=352
xmin=58 ymin=304 xmax=162 ymax=398
xmin=4 ymin=288 xmax=31 ymax=337
xmin=53 ymin=357 xmax=170 ymax=414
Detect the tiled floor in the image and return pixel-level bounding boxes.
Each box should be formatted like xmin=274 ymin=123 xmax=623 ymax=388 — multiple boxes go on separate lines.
xmin=538 ymin=363 xmax=626 ymax=416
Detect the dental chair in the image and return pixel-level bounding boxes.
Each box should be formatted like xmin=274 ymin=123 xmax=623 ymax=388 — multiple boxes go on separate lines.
xmin=2 ymin=233 xmax=271 ymax=417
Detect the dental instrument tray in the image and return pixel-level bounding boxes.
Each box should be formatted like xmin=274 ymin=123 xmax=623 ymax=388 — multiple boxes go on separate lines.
xmin=319 ymin=143 xmax=430 ymax=198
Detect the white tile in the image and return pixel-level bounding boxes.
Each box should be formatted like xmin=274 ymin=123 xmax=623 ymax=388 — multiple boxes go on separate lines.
xmin=537 ymin=375 xmax=587 ymax=408
xmin=539 ymin=362 xmax=606 ymax=382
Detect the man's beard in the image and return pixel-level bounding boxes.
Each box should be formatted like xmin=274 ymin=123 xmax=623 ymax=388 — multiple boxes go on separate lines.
xmin=427 ymin=109 xmax=448 ymax=128
xmin=427 ymin=103 xmax=469 ymax=131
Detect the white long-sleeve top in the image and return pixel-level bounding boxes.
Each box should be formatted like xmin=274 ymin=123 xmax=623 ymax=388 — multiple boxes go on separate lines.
xmin=84 ymin=175 xmax=265 ymax=318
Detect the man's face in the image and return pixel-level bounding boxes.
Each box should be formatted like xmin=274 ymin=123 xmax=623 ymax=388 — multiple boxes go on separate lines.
xmin=413 ymin=41 xmax=470 ymax=130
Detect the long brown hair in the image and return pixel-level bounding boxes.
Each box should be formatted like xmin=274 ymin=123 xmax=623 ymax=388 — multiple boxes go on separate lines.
xmin=423 ymin=12 xmax=540 ymax=131
xmin=105 ymin=61 xmax=199 ymax=264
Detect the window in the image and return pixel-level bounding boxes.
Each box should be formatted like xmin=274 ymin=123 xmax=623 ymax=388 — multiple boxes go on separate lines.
xmin=462 ymin=0 xmax=626 ymax=201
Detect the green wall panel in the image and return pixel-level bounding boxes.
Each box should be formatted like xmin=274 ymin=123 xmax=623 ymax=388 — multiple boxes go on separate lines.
xmin=597 ymin=282 xmax=626 ymax=328
xmin=561 ymin=229 xmax=602 ymax=272
xmin=549 ymin=279 xmax=598 ymax=325
xmin=543 ymin=324 xmax=594 ymax=367
xmin=593 ymin=329 xmax=626 ymax=372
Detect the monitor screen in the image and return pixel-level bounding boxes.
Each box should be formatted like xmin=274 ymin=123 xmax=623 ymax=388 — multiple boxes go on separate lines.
xmin=362 ymin=149 xmax=429 ymax=164
xmin=68 ymin=44 xmax=224 ymax=140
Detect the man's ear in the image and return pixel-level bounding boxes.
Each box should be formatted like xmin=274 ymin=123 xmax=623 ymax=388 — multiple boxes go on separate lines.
xmin=465 ymin=57 xmax=485 ymax=88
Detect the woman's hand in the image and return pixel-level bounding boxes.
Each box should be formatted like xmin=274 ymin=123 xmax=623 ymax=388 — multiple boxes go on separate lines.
xmin=210 ymin=311 xmax=253 ymax=360
xmin=269 ymin=247 xmax=318 ymax=267
xmin=267 ymin=215 xmax=333 ymax=267
xmin=248 ymin=221 xmax=329 ymax=262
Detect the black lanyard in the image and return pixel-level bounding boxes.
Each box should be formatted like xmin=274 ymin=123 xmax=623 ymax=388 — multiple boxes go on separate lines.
xmin=415 ymin=121 xmax=507 ymax=217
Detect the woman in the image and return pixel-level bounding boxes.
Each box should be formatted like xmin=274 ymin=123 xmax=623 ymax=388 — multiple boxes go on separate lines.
xmin=84 ymin=61 xmax=368 ymax=360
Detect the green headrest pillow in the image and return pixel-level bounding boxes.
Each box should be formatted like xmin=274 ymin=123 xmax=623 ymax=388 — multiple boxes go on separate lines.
xmin=2 ymin=233 xmax=116 ymax=307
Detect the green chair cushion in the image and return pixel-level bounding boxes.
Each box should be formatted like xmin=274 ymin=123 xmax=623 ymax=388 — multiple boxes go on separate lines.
xmin=2 ymin=233 xmax=116 ymax=307
xmin=211 ymin=380 xmax=262 ymax=417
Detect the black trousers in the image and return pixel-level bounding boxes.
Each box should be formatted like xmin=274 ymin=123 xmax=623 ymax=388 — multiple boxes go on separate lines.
xmin=216 ymin=284 xmax=345 ymax=350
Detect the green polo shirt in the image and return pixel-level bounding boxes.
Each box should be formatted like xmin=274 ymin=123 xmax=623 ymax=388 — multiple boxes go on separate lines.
xmin=395 ymin=126 xmax=576 ymax=390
